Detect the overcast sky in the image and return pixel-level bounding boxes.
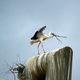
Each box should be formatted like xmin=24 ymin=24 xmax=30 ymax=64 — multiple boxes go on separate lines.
xmin=0 ymin=0 xmax=80 ymax=80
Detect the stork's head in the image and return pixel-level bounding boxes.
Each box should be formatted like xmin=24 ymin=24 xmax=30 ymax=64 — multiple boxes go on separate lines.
xmin=48 ymin=32 xmax=62 ymax=43
xmin=49 ymin=32 xmax=67 ymax=43
xmin=49 ymin=32 xmax=55 ymax=37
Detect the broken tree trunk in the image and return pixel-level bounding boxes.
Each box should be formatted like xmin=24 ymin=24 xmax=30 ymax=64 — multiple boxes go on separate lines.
xmin=17 ymin=46 xmax=73 ymax=80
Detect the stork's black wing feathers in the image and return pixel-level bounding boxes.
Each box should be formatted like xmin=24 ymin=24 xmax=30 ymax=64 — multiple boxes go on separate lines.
xmin=31 ymin=31 xmax=38 ymax=40
xmin=31 ymin=26 xmax=46 ymax=40
xmin=38 ymin=26 xmax=46 ymax=32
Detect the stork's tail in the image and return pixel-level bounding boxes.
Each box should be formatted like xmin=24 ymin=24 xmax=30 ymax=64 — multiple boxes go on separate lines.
xmin=30 ymin=41 xmax=34 ymax=45
xmin=30 ymin=40 xmax=39 ymax=45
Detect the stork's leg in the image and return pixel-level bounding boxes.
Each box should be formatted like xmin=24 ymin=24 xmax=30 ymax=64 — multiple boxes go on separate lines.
xmin=37 ymin=41 xmax=41 ymax=55
xmin=41 ymin=42 xmax=46 ymax=53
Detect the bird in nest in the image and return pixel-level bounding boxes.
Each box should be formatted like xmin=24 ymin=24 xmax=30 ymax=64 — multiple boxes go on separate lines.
xmin=30 ymin=26 xmax=66 ymax=54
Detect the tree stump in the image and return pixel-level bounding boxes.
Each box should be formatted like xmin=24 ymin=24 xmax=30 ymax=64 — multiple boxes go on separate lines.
xmin=18 ymin=46 xmax=73 ymax=80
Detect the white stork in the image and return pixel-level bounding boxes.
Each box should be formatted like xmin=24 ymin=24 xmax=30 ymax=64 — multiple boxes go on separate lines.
xmin=30 ymin=26 xmax=66 ymax=54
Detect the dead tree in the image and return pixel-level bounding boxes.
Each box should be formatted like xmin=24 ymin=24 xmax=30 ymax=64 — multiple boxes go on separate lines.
xmin=13 ymin=46 xmax=73 ymax=80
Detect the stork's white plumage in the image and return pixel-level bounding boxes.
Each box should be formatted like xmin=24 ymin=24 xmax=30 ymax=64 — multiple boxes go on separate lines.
xmin=30 ymin=26 xmax=66 ymax=54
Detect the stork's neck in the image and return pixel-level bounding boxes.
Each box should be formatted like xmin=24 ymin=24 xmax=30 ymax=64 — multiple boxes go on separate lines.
xmin=48 ymin=34 xmax=53 ymax=39
xmin=42 ymin=34 xmax=53 ymax=41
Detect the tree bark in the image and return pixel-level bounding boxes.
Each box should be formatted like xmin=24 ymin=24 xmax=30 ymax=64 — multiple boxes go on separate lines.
xmin=18 ymin=46 xmax=73 ymax=80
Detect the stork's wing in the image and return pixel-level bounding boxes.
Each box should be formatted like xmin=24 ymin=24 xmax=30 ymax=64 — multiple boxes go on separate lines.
xmin=38 ymin=26 xmax=46 ymax=32
xmin=31 ymin=31 xmax=38 ymax=40
xmin=31 ymin=26 xmax=46 ymax=40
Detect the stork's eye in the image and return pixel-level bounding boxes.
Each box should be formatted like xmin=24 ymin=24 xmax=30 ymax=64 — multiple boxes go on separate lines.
xmin=51 ymin=33 xmax=54 ymax=35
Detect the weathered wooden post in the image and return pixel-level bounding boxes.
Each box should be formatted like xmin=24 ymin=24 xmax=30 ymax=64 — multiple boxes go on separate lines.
xmin=17 ymin=46 xmax=73 ymax=80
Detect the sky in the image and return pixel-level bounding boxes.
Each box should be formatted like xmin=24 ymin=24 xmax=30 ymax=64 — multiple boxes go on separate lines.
xmin=0 ymin=0 xmax=80 ymax=80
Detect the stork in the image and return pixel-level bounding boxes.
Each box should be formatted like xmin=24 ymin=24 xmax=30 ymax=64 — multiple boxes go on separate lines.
xmin=30 ymin=26 xmax=66 ymax=54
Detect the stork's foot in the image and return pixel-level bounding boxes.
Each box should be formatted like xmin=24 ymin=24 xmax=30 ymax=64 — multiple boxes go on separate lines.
xmin=37 ymin=51 xmax=46 ymax=55
xmin=43 ymin=51 xmax=46 ymax=53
